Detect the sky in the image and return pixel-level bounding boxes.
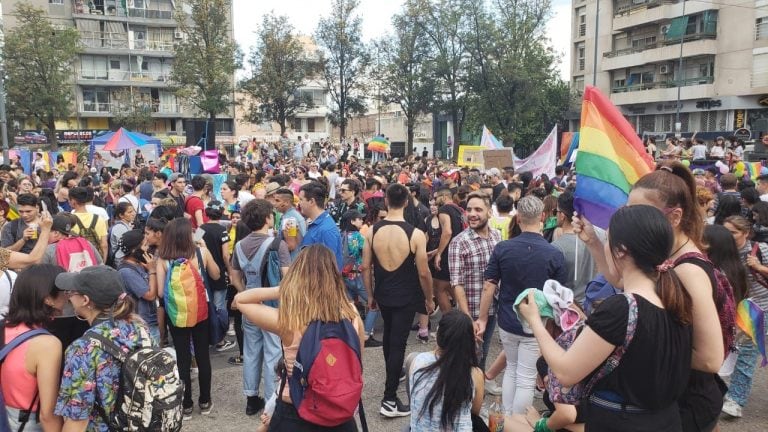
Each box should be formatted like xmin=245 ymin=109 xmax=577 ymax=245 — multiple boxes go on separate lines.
xmin=232 ymin=0 xmax=572 ymax=81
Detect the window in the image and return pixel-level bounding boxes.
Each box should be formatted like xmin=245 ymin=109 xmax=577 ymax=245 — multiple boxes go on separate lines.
xmin=307 ymin=118 xmax=316 ymax=133
xmin=576 ymin=43 xmax=585 ymax=71
xmin=574 ymin=76 xmax=585 ymax=92
xmin=577 ymin=7 xmax=586 ymax=37
xmin=110 ymin=60 xmax=121 ymax=69
xmin=614 ymin=79 xmax=626 ymax=87
xmin=49 ymin=0 xmax=64 ymax=4
xmin=82 ymin=88 xmax=110 ymax=112
xmin=292 ymin=118 xmax=302 ymax=132
xmin=758 ymin=17 xmax=768 ymax=40
xmin=631 ymin=35 xmax=656 ymax=49
xmin=699 ymin=62 xmax=714 ymax=77
xmin=665 ymin=16 xmax=689 ymax=41
xmin=81 ymin=55 xmax=108 ymax=79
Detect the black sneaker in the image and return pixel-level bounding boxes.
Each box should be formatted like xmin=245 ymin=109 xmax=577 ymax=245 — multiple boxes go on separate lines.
xmin=182 ymin=406 xmax=193 ymax=421
xmin=417 ymin=333 xmax=429 ymax=344
xmin=246 ymin=395 xmax=265 ymax=416
xmin=364 ymin=337 xmax=383 ymax=348
xmin=380 ymin=397 xmax=410 ymax=417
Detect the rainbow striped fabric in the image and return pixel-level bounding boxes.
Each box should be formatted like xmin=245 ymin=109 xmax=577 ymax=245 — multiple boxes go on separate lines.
xmin=164 ymin=257 xmax=208 ymax=328
xmin=736 ymin=298 xmax=767 ymax=367
xmin=574 ymin=86 xmax=655 ymax=229
xmin=367 ymin=136 xmax=390 ymax=153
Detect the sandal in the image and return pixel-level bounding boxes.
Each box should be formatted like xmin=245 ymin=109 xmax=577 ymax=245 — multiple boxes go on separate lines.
xmin=228 ymin=355 xmax=243 ymax=365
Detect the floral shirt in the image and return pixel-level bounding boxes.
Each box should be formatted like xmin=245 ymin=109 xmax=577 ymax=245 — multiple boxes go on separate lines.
xmin=55 ymin=319 xmax=149 ymax=431
xmin=342 ymin=231 xmax=364 ymax=279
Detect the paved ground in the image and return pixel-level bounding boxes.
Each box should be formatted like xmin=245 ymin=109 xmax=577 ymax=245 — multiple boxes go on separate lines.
xmin=183 ymin=319 xmax=768 ymax=432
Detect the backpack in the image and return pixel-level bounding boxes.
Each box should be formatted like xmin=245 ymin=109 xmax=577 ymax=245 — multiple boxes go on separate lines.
xmin=0 ymin=323 xmax=50 ymax=432
xmin=234 ymin=238 xmax=281 ymax=308
xmin=55 ymin=237 xmax=97 ymax=273
xmin=88 ymin=327 xmax=183 ymax=432
xmin=444 ymin=202 xmax=468 ymax=230
xmin=281 ymin=320 xmax=367 ymax=429
xmin=674 ymin=251 xmax=736 ymax=355
xmin=163 ymin=253 xmax=208 ymax=328
xmin=547 ymin=293 xmax=638 ymax=405
xmin=341 ymin=232 xmax=357 ymax=279
xmin=73 ymin=214 xmax=102 ymax=257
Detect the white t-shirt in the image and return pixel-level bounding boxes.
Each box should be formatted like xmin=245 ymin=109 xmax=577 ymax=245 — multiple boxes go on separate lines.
xmin=239 ymin=190 xmax=255 ymax=206
xmin=0 ymin=270 xmax=18 ymax=318
xmin=86 ymin=204 xmax=110 ymax=221
xmin=710 ymin=146 xmax=725 ymax=158
xmin=691 ymin=144 xmax=707 ymax=160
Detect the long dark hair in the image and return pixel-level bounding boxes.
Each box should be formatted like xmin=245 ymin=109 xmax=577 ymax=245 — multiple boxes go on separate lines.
xmin=704 ymin=224 xmax=748 ymax=304
xmin=413 ymin=310 xmax=477 ymax=429
xmin=713 ymin=195 xmax=743 ymax=225
xmin=157 ymin=218 xmax=195 ymax=259
xmin=6 ymin=264 xmax=64 ymax=327
xmin=609 ymin=205 xmax=693 ymax=324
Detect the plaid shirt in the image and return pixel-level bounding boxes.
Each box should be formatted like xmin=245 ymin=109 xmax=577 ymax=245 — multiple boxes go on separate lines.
xmin=448 ymin=227 xmax=501 ymax=320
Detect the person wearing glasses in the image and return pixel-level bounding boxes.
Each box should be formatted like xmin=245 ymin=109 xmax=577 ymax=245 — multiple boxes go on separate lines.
xmin=327 ymin=178 xmax=366 ymax=225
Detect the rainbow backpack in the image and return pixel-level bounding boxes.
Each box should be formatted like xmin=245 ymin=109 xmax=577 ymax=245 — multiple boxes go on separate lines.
xmin=164 ymin=250 xmax=208 ymax=328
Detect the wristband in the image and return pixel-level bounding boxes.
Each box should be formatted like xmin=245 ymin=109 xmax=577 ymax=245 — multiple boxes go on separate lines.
xmin=533 ymin=417 xmax=552 ymax=432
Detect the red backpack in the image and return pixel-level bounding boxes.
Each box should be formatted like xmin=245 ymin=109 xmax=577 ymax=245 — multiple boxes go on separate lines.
xmin=282 ymin=320 xmax=367 ymax=429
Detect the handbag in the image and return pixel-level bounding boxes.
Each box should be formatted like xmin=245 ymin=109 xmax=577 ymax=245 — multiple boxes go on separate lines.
xmin=547 ymin=293 xmax=638 ymax=405
xmin=196 ymin=249 xmax=228 ymax=345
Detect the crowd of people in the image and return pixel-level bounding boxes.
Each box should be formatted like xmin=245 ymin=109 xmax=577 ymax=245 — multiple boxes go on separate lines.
xmin=0 ymin=135 xmax=763 ymax=432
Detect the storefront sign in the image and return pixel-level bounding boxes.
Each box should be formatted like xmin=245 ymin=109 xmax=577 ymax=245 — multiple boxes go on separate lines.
xmin=734 ymin=128 xmax=751 ymax=141
xmin=735 ymin=109 xmax=746 ymax=129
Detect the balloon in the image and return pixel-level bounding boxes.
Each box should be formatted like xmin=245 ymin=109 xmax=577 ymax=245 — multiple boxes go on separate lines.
xmin=720 ymin=165 xmax=729 ymax=175
xmin=761 ymin=167 xmax=768 ymax=176
xmin=715 ymin=160 xmax=724 ymax=169
xmin=682 ymin=160 xmax=690 ymax=168
xmin=734 ymin=162 xmax=745 ymax=177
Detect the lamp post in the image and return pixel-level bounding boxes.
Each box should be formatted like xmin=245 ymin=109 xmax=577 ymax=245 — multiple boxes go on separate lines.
xmin=675 ymin=0 xmax=687 ymax=137
xmin=0 ymin=3 xmax=9 ymax=163
xmin=592 ymin=0 xmax=600 ymax=86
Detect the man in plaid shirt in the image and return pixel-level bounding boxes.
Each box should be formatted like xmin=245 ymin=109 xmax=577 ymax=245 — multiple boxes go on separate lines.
xmin=448 ymin=191 xmax=501 ymax=373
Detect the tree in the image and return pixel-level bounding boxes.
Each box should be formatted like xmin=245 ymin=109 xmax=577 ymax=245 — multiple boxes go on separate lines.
xmin=375 ymin=6 xmax=435 ymax=153
xmin=240 ymin=14 xmax=313 ymax=135
xmin=110 ymin=89 xmax=154 ymax=132
xmin=464 ymin=0 xmax=572 ymax=151
xmin=3 ymin=2 xmax=81 ymax=150
xmin=170 ymin=0 xmax=241 ymax=121
xmin=315 ymin=0 xmax=370 ymax=140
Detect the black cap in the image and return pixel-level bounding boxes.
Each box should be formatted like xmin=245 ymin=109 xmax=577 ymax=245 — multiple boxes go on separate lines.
xmin=51 ymin=213 xmax=73 ymax=236
xmin=55 ymin=266 xmax=126 ymax=309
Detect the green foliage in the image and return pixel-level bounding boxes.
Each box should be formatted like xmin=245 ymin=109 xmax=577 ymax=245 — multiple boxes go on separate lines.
xmin=170 ymin=0 xmax=242 ymax=120
xmin=463 ymin=0 xmax=574 ymax=151
xmin=315 ymin=0 xmax=369 ymax=139
xmin=375 ymin=4 xmax=436 ymax=151
xmin=3 ymin=2 xmax=81 ymax=150
xmin=240 ymin=14 xmax=314 ymax=135
xmin=110 ymin=89 xmax=154 ymax=133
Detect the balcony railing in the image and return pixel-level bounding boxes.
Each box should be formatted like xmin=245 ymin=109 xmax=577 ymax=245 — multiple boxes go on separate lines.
xmin=613 ymin=0 xmax=678 ymax=17
xmin=757 ymin=21 xmax=768 ymax=40
xmin=127 ymin=8 xmax=173 ymax=19
xmin=80 ymin=102 xmax=181 ymax=114
xmin=79 ymin=69 xmax=171 ymax=82
xmin=604 ymin=31 xmax=716 ymax=58
xmin=611 ymin=76 xmax=714 ymax=93
xmin=72 ymin=0 xmax=174 ymax=20
xmin=80 ymin=31 xmax=128 ymax=49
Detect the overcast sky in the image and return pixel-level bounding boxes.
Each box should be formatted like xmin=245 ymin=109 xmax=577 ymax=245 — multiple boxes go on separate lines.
xmin=232 ymin=0 xmax=572 ymax=81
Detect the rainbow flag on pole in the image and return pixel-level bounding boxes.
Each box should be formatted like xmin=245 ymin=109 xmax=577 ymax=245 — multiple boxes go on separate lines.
xmin=574 ymin=86 xmax=655 ymax=229
xmin=367 ymin=135 xmax=390 ymax=153
xmin=736 ymin=298 xmax=767 ymax=367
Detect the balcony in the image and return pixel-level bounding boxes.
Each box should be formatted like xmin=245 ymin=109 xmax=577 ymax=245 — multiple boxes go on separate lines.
xmin=72 ymin=0 xmax=176 ymax=24
xmin=613 ymin=0 xmax=678 ymax=18
xmin=80 ymin=31 xmax=174 ymax=56
xmin=612 ymin=2 xmax=717 ymax=31
xmin=757 ymin=21 xmax=768 ymax=40
xmin=81 ymin=30 xmax=128 ymax=50
xmin=127 ymin=8 xmax=173 ymax=19
xmin=610 ymin=76 xmax=715 ymax=105
xmin=78 ymin=69 xmax=171 ymax=86
xmin=79 ymin=102 xmax=182 ymax=115
xmin=602 ymin=37 xmax=717 ymax=70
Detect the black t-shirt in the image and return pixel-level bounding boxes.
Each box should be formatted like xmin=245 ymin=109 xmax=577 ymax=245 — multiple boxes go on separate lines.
xmin=492 ymin=183 xmax=506 ymax=203
xmin=200 ymin=222 xmax=230 ymax=290
xmin=587 ymin=294 xmax=692 ymax=409
xmin=438 ymin=203 xmax=465 ymax=251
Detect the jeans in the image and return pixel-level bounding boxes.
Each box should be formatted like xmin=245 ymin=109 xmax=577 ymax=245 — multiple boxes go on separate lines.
xmin=345 ymin=276 xmax=377 ymax=335
xmin=379 ymin=304 xmax=416 ymax=400
xmin=148 ymin=325 xmax=160 ymax=346
xmin=478 ymin=315 xmax=496 ymax=371
xmin=243 ymin=317 xmax=281 ymax=398
xmin=169 ymin=320 xmax=212 ymax=408
xmin=213 ymin=289 xmax=227 ymax=313
xmin=499 ymin=328 xmax=540 ymax=415
xmin=726 ymin=340 xmax=759 ymax=407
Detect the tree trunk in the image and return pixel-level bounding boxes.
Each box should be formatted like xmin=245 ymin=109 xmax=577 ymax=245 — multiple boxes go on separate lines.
xmin=451 ymin=112 xmax=461 ymax=161
xmin=406 ymin=115 xmax=415 ymax=155
xmin=47 ymin=115 xmax=58 ymax=151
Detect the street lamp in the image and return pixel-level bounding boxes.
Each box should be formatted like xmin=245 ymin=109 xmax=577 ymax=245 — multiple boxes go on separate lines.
xmin=674 ymin=0 xmax=687 ymax=137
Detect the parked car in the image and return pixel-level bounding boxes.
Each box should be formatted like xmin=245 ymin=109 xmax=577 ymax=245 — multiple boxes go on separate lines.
xmin=23 ymin=132 xmax=47 ymax=144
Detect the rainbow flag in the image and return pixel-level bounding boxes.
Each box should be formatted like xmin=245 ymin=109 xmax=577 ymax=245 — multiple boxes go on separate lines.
xmin=367 ymin=135 xmax=390 ymax=153
xmin=746 ymin=161 xmax=765 ymax=180
xmin=574 ymin=86 xmax=655 ymax=229
xmin=736 ymin=298 xmax=767 ymax=367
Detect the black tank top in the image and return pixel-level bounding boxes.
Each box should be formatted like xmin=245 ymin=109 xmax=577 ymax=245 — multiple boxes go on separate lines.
xmin=371 ymin=220 xmax=424 ymax=308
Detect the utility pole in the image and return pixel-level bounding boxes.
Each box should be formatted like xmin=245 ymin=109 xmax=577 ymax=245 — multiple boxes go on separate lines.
xmin=0 ymin=3 xmax=9 ymax=163
xmin=674 ymin=0 xmax=687 ymax=137
xmin=592 ymin=0 xmax=600 ymax=86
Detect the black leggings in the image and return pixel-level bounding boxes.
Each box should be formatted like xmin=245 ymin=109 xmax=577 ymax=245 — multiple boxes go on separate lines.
xmin=228 ymin=286 xmax=244 ymax=356
xmin=169 ymin=320 xmax=212 ymax=408
xmin=268 ymin=400 xmax=357 ymax=432
xmin=379 ymin=304 xmax=416 ymax=400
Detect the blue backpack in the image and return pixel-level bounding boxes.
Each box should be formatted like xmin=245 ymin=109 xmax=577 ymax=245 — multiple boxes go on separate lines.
xmin=281 ymin=320 xmax=367 ymax=429
xmin=235 ymin=237 xmax=283 ymax=307
xmin=582 ymin=274 xmax=619 ymax=317
xmin=0 ymin=324 xmax=50 ymax=432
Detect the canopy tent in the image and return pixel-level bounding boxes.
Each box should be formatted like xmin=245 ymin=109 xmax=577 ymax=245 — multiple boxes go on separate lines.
xmin=89 ymin=128 xmax=162 ymax=169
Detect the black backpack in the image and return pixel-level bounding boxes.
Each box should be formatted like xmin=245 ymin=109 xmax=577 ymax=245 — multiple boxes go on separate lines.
xmin=88 ymin=327 xmax=183 ymax=432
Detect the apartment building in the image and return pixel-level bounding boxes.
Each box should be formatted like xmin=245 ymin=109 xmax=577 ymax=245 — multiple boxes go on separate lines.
xmin=3 ymin=0 xmax=235 ymax=138
xmin=571 ymin=0 xmax=768 ymax=139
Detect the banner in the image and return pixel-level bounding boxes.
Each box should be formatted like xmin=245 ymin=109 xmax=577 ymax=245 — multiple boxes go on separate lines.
xmin=514 ymin=126 xmax=557 ymax=178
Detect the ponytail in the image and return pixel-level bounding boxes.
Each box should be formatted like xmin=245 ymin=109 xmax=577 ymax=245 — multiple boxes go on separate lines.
xmin=111 ymin=293 xmax=135 ymax=321
xmin=656 ymin=267 xmax=692 ymax=325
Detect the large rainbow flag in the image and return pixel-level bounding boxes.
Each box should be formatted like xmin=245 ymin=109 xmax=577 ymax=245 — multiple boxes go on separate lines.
xmin=574 ymin=86 xmax=655 ymax=229
xmin=367 ymin=135 xmax=390 ymax=153
xmin=736 ymin=298 xmax=767 ymax=367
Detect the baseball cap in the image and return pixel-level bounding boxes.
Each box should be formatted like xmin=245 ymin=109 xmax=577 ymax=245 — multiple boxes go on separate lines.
xmin=265 ymin=182 xmax=281 ymax=196
xmin=692 ymin=168 xmax=706 ymax=176
xmin=55 ymin=266 xmax=126 ymax=309
xmin=52 ymin=213 xmax=73 ymax=236
xmin=486 ymin=167 xmax=501 ymax=177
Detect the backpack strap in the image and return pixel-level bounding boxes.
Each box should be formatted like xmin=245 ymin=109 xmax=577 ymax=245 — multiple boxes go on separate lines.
xmin=89 ymin=214 xmax=99 ymax=230
xmin=236 ymin=239 xmax=272 ymax=288
xmin=0 ymin=328 xmax=50 ymax=362
xmin=87 ymin=331 xmax=128 ymax=364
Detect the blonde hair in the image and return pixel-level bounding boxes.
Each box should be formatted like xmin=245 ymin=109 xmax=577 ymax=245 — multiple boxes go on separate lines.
xmin=277 ymin=245 xmax=359 ymax=332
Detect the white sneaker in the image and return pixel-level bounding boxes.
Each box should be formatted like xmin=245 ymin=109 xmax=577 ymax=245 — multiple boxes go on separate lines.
xmin=485 ymin=379 xmax=502 ymax=396
xmin=215 ymin=340 xmax=236 ymax=352
xmin=721 ymin=398 xmax=742 ymax=418
xmin=227 ymin=323 xmax=235 ymax=337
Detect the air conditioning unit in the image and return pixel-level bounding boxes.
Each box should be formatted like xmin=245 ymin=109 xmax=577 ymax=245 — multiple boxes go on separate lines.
xmin=174 ymin=31 xmax=184 ymax=39
xmin=660 ymin=25 xmax=670 ymax=35
xmin=659 ymin=64 xmax=671 ymax=74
